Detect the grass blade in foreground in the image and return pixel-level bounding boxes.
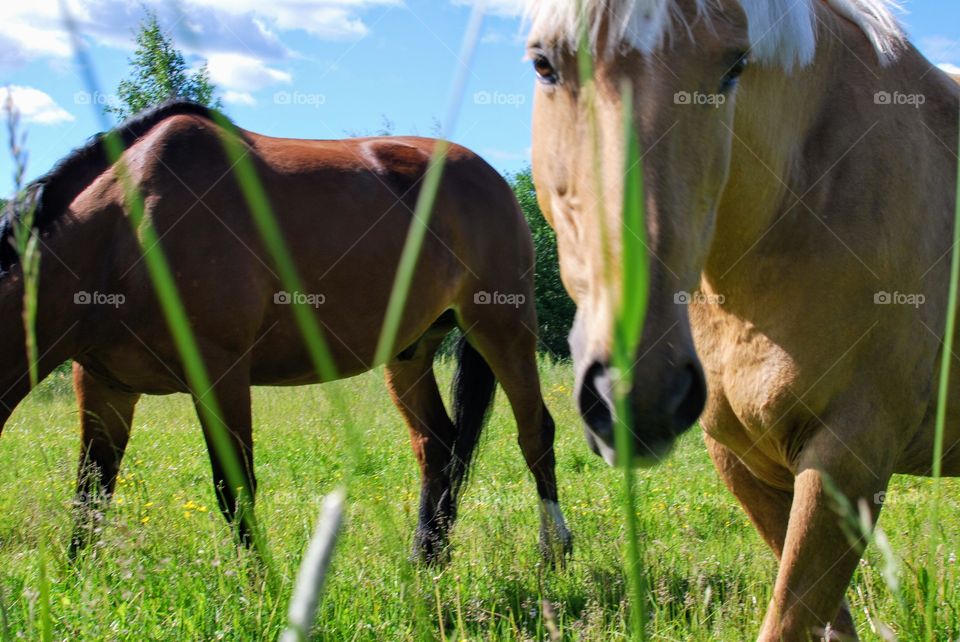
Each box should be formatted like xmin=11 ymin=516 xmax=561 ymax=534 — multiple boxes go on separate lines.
xmin=575 ymin=21 xmax=649 ymax=636
xmin=37 ymin=539 xmax=51 ymax=642
xmin=373 ymin=4 xmax=484 ymax=365
xmin=282 ymin=488 xmax=346 ymax=642
xmin=925 ymin=108 xmax=960 ymax=641
xmin=207 ymin=113 xmax=338 ymax=383
xmin=59 ymin=8 xmax=275 ymax=577
xmin=4 ymin=97 xmax=41 ymax=390
xmin=102 ymin=128 xmax=275 ymax=571
xmin=612 ymin=84 xmax=650 ymax=641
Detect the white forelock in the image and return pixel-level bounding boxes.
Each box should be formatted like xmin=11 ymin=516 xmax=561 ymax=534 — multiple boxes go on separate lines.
xmin=524 ymin=0 xmax=905 ymax=69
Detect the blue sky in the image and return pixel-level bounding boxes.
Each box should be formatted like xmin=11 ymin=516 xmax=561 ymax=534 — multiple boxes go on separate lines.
xmin=1 ymin=0 xmax=958 ymax=195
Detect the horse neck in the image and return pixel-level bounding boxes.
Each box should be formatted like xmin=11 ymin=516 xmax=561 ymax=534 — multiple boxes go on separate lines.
xmin=703 ymin=59 xmax=830 ymax=285
xmin=704 ymin=3 xmax=951 ymax=286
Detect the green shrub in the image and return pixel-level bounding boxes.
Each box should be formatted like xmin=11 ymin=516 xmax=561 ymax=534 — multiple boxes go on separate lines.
xmin=508 ymin=167 xmax=575 ymax=359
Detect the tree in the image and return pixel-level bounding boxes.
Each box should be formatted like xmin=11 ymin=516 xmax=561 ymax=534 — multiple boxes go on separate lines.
xmin=508 ymin=168 xmax=576 ymax=359
xmin=107 ymin=12 xmax=220 ymax=121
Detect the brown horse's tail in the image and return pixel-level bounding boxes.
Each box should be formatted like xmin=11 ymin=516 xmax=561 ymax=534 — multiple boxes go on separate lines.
xmin=447 ymin=335 xmax=496 ymax=498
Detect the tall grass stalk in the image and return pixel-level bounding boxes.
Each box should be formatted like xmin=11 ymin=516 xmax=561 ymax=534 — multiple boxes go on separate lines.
xmin=208 ymin=114 xmax=338 ymax=383
xmin=281 ymin=488 xmax=346 ymax=642
xmin=373 ymin=3 xmax=484 ymax=365
xmin=201 ymin=8 xmax=485 ymax=631
xmin=3 ymin=97 xmax=41 ymax=390
xmin=0 ymin=585 xmax=10 ymax=642
xmin=59 ymin=7 xmax=276 ymax=579
xmin=925 ymin=108 xmax=960 ymax=641
xmin=103 ymin=128 xmax=276 ymax=573
xmin=611 ymin=85 xmax=650 ymax=642
xmin=575 ymin=20 xmax=649 ymax=637
xmin=36 ymin=540 xmax=51 ymax=642
xmin=60 ymin=3 xmax=489 ymax=636
xmin=204 ymin=115 xmax=437 ymax=633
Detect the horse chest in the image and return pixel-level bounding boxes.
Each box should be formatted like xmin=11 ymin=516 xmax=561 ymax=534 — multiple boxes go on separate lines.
xmin=693 ymin=310 xmax=807 ymax=484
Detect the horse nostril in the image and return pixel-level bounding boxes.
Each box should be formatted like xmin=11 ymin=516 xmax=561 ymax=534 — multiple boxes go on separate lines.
xmin=667 ymin=362 xmax=707 ymax=433
xmin=578 ymin=361 xmax=613 ymax=441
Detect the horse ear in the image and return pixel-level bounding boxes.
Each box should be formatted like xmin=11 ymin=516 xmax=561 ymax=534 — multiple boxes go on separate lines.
xmin=27 ymin=182 xmax=44 ymax=213
xmin=16 ymin=182 xmax=45 ymax=226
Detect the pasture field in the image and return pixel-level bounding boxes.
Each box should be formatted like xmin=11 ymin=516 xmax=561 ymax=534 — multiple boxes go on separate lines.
xmin=0 ymin=361 xmax=957 ymax=641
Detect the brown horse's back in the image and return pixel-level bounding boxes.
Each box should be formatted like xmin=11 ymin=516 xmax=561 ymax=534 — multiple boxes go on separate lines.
xmin=76 ymin=114 xmax=532 ymax=390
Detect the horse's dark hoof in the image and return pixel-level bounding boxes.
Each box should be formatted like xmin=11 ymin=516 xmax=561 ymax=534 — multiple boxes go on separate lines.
xmin=539 ymin=528 xmax=573 ymax=569
xmin=67 ymin=541 xmax=84 ymax=563
xmin=411 ymin=531 xmax=451 ymax=567
xmin=67 ymin=521 xmax=98 ymax=563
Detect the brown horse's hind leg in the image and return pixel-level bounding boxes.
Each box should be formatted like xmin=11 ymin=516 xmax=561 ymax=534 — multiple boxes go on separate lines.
xmin=70 ymin=362 xmax=140 ymax=556
xmin=385 ymin=335 xmax=458 ymax=564
xmin=191 ymin=352 xmax=256 ymax=546
xmin=457 ymin=305 xmax=572 ymax=564
xmin=707 ymin=435 xmax=859 ymax=639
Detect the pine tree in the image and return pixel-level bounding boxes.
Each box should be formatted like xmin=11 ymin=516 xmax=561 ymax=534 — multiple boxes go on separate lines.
xmin=107 ymin=12 xmax=221 ymax=121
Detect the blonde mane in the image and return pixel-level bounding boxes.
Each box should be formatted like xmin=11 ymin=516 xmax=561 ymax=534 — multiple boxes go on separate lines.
xmin=525 ymin=0 xmax=905 ymax=69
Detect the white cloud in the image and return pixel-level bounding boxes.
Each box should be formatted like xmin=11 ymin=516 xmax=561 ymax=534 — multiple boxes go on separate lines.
xmin=207 ymin=53 xmax=292 ymax=92
xmin=222 ymin=90 xmax=257 ymax=106
xmin=3 ymin=86 xmax=75 ymax=125
xmin=0 ymin=0 xmax=400 ymax=70
xmin=938 ymin=63 xmax=960 ymax=76
xmin=451 ymin=0 xmax=525 ymax=17
xmin=921 ymin=35 xmax=959 ymax=64
xmin=480 ymin=31 xmax=505 ymax=45
xmin=481 ymin=147 xmax=529 ymax=163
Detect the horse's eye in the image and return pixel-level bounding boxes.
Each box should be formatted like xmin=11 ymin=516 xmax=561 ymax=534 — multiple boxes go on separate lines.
xmin=533 ymin=54 xmax=559 ymax=85
xmin=720 ymin=54 xmax=749 ymax=92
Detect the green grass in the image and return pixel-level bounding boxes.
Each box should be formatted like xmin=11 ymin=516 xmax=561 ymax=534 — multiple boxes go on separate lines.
xmin=0 ymin=362 xmax=957 ymax=640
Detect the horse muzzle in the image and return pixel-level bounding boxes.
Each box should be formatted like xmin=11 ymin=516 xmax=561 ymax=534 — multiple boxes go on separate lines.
xmin=569 ymin=310 xmax=707 ymax=467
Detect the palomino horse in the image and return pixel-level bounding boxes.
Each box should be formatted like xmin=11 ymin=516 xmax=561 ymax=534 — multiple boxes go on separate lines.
xmin=0 ymin=100 xmax=572 ymax=563
xmin=527 ymin=0 xmax=958 ymax=639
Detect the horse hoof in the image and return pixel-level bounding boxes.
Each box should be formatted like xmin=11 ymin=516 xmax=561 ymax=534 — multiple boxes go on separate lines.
xmin=67 ymin=529 xmax=92 ymax=562
xmin=411 ymin=531 xmax=451 ymax=567
xmin=539 ymin=530 xmax=573 ymax=569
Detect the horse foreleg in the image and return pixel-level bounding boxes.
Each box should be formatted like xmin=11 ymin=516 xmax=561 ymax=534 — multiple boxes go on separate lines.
xmin=758 ymin=425 xmax=891 ymax=642
xmin=707 ymin=435 xmax=859 ymax=636
xmin=70 ymin=362 xmax=140 ymax=556
xmin=385 ymin=342 xmax=457 ymax=565
xmin=191 ymin=353 xmax=256 ymax=546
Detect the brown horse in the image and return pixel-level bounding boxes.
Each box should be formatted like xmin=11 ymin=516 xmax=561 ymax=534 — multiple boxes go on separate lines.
xmin=0 ymin=100 xmax=571 ymax=564
xmin=527 ymin=0 xmax=958 ymax=639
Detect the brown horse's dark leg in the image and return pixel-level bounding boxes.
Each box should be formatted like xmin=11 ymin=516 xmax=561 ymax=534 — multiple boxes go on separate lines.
xmin=70 ymin=362 xmax=140 ymax=556
xmin=191 ymin=354 xmax=256 ymax=546
xmin=458 ymin=307 xmax=572 ymax=563
xmin=385 ymin=337 xmax=457 ymax=564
